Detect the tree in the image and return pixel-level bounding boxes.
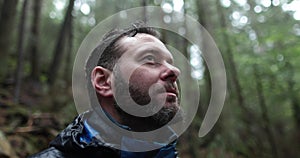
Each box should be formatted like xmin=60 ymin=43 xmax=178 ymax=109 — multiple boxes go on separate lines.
xmin=286 ymin=62 xmax=300 ymax=140
xmin=29 ymin=0 xmax=43 ymax=81
xmin=253 ymin=64 xmax=279 ymax=158
xmin=63 ymin=5 xmax=74 ymax=87
xmin=14 ymin=0 xmax=29 ymax=103
xmin=0 ymin=0 xmax=19 ymax=80
xmin=48 ymin=0 xmax=75 ymax=85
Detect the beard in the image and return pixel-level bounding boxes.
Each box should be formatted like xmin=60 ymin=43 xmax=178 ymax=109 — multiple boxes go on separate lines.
xmin=112 ymin=66 xmax=181 ymax=131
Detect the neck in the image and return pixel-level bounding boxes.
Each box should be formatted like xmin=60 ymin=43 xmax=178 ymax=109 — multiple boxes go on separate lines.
xmin=99 ymin=98 xmax=123 ymax=124
xmin=114 ymin=104 xmax=165 ymax=132
xmin=100 ymin=99 xmax=165 ymax=132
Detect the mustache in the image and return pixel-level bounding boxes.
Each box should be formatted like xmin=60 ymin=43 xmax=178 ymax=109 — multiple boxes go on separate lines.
xmin=153 ymin=82 xmax=179 ymax=96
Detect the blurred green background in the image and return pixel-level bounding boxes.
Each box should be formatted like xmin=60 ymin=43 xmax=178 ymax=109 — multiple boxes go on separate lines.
xmin=0 ymin=0 xmax=299 ymax=157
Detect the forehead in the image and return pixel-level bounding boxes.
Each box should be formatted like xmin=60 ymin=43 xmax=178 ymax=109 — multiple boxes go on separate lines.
xmin=119 ymin=33 xmax=163 ymax=47
xmin=117 ymin=33 xmax=173 ymax=58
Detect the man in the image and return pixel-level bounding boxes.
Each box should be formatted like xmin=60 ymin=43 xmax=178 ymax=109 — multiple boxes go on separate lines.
xmin=30 ymin=22 xmax=182 ymax=158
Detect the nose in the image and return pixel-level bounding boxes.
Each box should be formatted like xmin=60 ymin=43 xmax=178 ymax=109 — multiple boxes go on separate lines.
xmin=160 ymin=63 xmax=181 ymax=82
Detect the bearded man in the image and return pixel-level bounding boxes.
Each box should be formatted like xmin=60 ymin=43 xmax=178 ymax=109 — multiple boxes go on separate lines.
xmin=30 ymin=22 xmax=183 ymax=158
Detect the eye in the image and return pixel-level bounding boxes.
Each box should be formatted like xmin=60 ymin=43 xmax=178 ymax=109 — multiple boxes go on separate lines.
xmin=143 ymin=55 xmax=156 ymax=63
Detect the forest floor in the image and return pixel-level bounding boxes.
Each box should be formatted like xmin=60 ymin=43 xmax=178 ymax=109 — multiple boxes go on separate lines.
xmin=0 ymin=81 xmax=76 ymax=158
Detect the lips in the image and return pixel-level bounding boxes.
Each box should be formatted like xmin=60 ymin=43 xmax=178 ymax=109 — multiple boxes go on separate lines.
xmin=155 ymin=83 xmax=178 ymax=97
xmin=165 ymin=88 xmax=178 ymax=97
xmin=150 ymin=83 xmax=179 ymax=104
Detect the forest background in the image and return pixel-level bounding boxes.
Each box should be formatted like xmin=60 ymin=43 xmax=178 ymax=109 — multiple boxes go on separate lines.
xmin=0 ymin=0 xmax=299 ymax=157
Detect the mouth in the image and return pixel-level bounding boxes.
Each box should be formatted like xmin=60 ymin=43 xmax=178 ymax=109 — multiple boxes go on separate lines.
xmin=165 ymin=82 xmax=178 ymax=96
xmin=165 ymin=89 xmax=178 ymax=97
xmin=155 ymin=85 xmax=178 ymax=99
xmin=150 ymin=82 xmax=179 ymax=102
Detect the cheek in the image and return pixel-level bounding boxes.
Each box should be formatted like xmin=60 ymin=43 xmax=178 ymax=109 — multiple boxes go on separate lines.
xmin=129 ymin=67 xmax=159 ymax=89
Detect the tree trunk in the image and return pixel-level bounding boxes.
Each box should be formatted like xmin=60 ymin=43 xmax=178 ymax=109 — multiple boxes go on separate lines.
xmin=64 ymin=9 xmax=73 ymax=87
xmin=215 ymin=1 xmax=262 ymax=156
xmin=196 ymin=0 xmax=211 ymax=117
xmin=216 ymin=0 xmax=259 ymax=127
xmin=29 ymin=0 xmax=42 ymax=81
xmin=253 ymin=64 xmax=279 ymax=158
xmin=196 ymin=0 xmax=220 ymax=151
xmin=285 ymin=62 xmax=300 ymax=140
xmin=47 ymin=0 xmax=75 ymax=85
xmin=0 ymin=0 xmax=19 ymax=80
xmin=141 ymin=0 xmax=147 ymax=23
xmin=14 ymin=0 xmax=29 ymax=103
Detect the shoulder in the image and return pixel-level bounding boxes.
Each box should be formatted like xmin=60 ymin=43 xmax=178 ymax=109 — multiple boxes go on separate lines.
xmin=28 ymin=145 xmax=120 ymax=158
xmin=28 ymin=147 xmax=68 ymax=158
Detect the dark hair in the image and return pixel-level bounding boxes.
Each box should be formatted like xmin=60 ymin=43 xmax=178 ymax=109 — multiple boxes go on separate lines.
xmin=91 ymin=22 xmax=160 ymax=71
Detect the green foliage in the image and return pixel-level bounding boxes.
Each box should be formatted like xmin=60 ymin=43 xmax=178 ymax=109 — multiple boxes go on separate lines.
xmin=0 ymin=0 xmax=300 ymax=157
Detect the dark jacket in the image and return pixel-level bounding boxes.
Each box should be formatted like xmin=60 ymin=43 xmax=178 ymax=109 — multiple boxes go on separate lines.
xmin=29 ymin=111 xmax=178 ymax=158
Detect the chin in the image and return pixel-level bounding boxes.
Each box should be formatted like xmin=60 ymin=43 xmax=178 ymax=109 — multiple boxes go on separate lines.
xmin=164 ymin=101 xmax=179 ymax=109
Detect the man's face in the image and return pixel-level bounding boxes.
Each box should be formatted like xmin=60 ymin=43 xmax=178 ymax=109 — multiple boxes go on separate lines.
xmin=111 ymin=33 xmax=181 ymax=129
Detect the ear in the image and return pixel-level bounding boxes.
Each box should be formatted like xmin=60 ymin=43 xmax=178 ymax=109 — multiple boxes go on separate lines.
xmin=91 ymin=66 xmax=113 ymax=97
